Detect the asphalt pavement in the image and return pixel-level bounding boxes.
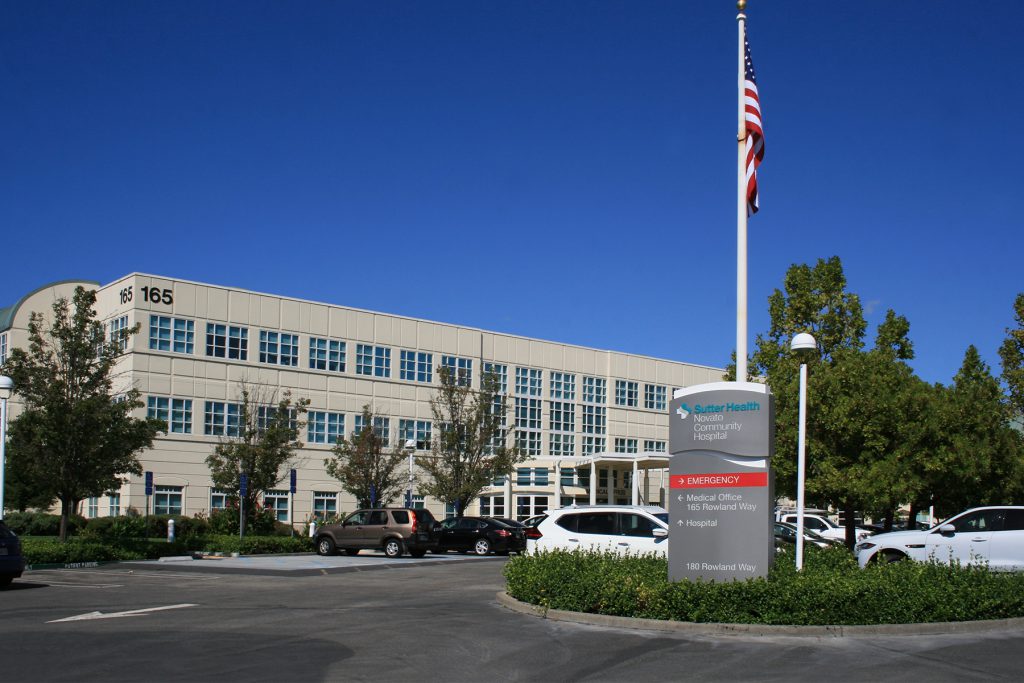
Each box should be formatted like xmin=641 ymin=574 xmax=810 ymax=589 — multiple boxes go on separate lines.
xmin=3 ymin=555 xmax=1024 ymax=682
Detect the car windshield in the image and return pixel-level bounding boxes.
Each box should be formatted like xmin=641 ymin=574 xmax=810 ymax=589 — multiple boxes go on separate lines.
xmin=653 ymin=513 xmax=669 ymax=524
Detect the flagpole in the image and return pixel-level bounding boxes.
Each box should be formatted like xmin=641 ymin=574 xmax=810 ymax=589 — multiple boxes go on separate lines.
xmin=736 ymin=0 xmax=748 ymax=383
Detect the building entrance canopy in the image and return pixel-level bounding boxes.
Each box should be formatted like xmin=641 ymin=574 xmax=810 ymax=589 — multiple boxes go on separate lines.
xmin=550 ymin=451 xmax=670 ymax=507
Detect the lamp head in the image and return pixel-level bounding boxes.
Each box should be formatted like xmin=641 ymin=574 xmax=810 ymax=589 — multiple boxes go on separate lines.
xmin=790 ymin=333 xmax=817 ymax=353
xmin=404 ymin=439 xmax=416 ymax=450
xmin=0 ymin=375 xmax=13 ymax=400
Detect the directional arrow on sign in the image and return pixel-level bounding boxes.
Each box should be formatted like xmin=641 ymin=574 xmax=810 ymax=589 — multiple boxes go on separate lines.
xmin=47 ymin=603 xmax=197 ymax=623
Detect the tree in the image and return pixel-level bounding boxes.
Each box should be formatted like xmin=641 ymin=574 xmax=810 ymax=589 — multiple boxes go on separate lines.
xmin=205 ymin=382 xmax=308 ymax=535
xmin=925 ymin=347 xmax=1023 ymax=517
xmin=418 ymin=366 xmax=523 ymax=517
xmin=1 ymin=286 xmax=163 ymax=539
xmin=324 ymin=404 xmax=407 ymax=508
xmin=999 ymin=293 xmax=1024 ymax=418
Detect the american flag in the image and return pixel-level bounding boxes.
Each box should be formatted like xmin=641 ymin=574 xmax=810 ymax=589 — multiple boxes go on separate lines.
xmin=744 ymin=34 xmax=764 ymax=216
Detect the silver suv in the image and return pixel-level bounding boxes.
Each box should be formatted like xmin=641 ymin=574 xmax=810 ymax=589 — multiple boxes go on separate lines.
xmin=315 ymin=508 xmax=440 ymax=558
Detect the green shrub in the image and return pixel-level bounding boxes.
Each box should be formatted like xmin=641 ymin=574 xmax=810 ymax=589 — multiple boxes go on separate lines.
xmin=191 ymin=534 xmax=312 ymax=555
xmin=503 ymin=546 xmax=1024 ymax=625
xmin=22 ymin=537 xmax=192 ymax=564
xmin=202 ymin=507 xmax=278 ymax=536
xmin=5 ymin=511 xmax=87 ymax=537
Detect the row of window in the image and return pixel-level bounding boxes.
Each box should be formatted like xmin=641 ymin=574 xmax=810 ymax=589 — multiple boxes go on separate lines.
xmin=147 ymin=395 xmax=665 ymax=458
xmin=133 ymin=315 xmax=674 ymax=410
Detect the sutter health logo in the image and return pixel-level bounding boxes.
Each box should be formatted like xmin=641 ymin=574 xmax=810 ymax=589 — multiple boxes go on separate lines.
xmin=675 ymin=401 xmax=760 ymax=420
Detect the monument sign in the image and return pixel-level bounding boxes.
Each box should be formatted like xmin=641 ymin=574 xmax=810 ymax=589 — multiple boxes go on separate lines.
xmin=668 ymin=381 xmax=775 ymax=582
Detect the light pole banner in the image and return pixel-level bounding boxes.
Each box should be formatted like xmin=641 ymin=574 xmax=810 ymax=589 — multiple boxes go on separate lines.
xmin=669 ymin=381 xmax=774 ymax=583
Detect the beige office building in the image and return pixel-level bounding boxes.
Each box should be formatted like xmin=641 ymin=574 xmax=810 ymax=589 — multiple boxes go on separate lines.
xmin=0 ymin=274 xmax=724 ymax=524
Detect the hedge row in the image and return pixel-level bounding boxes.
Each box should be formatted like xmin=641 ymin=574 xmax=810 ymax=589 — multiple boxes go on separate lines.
xmin=5 ymin=510 xmax=297 ymax=540
xmin=22 ymin=534 xmax=313 ymax=565
xmin=503 ymin=546 xmax=1024 ymax=625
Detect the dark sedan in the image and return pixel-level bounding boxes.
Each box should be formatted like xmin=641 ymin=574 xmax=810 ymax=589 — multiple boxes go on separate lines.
xmin=0 ymin=520 xmax=25 ymax=587
xmin=436 ymin=516 xmax=526 ymax=555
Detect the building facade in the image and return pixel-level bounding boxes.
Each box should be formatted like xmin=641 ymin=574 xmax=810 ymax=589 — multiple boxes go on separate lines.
xmin=0 ymin=274 xmax=724 ymax=524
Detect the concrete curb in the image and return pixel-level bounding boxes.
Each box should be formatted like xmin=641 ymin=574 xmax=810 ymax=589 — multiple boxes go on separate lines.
xmin=495 ymin=591 xmax=1024 ymax=638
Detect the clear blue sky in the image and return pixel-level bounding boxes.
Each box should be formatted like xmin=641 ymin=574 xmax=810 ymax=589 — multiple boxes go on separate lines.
xmin=2 ymin=1 xmax=1020 ymax=386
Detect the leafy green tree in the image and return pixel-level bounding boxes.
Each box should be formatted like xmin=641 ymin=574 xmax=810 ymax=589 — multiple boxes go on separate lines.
xmin=324 ymin=405 xmax=407 ymax=508
xmin=999 ymin=293 xmax=1024 ymax=417
xmin=205 ymin=382 xmax=309 ymax=535
xmin=418 ymin=366 xmax=523 ymax=517
xmin=926 ymin=347 xmax=1022 ymax=517
xmin=1 ymin=286 xmax=163 ymax=539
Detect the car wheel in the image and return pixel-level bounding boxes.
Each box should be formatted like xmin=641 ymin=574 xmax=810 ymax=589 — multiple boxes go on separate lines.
xmin=383 ymin=538 xmax=404 ymax=558
xmin=316 ymin=536 xmax=336 ymax=556
xmin=343 ymin=548 xmax=360 ymax=556
xmin=409 ymin=549 xmax=427 ymax=558
xmin=473 ymin=538 xmax=491 ymax=556
xmin=880 ymin=550 xmax=907 ymax=564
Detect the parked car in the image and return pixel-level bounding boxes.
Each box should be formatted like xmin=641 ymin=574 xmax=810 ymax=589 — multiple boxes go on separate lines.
xmin=776 ymin=511 xmax=871 ymax=542
xmin=0 ymin=520 xmax=25 ymax=587
xmin=315 ymin=508 xmax=440 ymax=558
xmin=436 ymin=516 xmax=526 ymax=555
xmin=488 ymin=517 xmax=525 ymax=528
xmin=528 ymin=505 xmax=669 ymax=557
xmin=773 ymin=521 xmax=844 ymax=551
xmin=855 ymin=506 xmax=1024 ymax=569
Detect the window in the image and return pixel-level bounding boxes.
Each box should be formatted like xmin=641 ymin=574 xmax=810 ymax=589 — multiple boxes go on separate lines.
xmin=355 ymin=415 xmax=391 ymax=446
xmin=515 ymin=367 xmax=542 ymax=397
xmin=515 ymin=396 xmax=541 ymax=457
xmin=257 ymin=405 xmax=299 ymax=433
xmin=313 ymin=492 xmax=338 ymax=520
xmin=211 ymin=488 xmax=229 ymax=510
xmin=87 ymin=496 xmax=99 ymax=518
xmin=356 ymin=344 xmax=391 ymax=377
xmin=615 ymin=380 xmax=638 ymax=407
xmin=204 ymin=401 xmax=241 ymax=437
xmin=480 ymin=495 xmax=505 ymax=517
xmin=400 ymin=350 xmax=432 ymax=383
xmin=550 ymin=433 xmax=574 ymax=457
xmin=148 ymin=396 xmax=192 ymax=434
xmin=581 ymin=404 xmax=606 ymax=435
xmin=154 ymin=485 xmax=183 ymax=515
xmin=411 ymin=495 xmax=426 ymax=510
xmin=483 ymin=362 xmax=508 ymax=393
xmin=949 ymin=509 xmax=1005 ymax=533
xmin=644 ymin=440 xmax=666 ymax=453
xmin=149 ymin=315 xmax=194 ymax=354
xmin=109 ymin=315 xmax=130 ymax=351
xmin=259 ymin=331 xmax=299 ymax=366
xmin=307 ymin=411 xmax=345 ymax=444
xmin=576 ymin=512 xmax=616 ymax=535
xmin=550 ymin=372 xmax=576 ymax=401
xmin=399 ymin=419 xmax=432 ymax=450
xmin=441 ymin=355 xmax=472 ymax=386
xmin=516 ymin=467 xmax=549 ymax=486
xmin=614 ymin=437 xmax=638 ymax=454
xmin=560 ymin=467 xmax=578 ymax=487
xmin=619 ymin=513 xmax=661 ymax=537
xmin=644 ymin=384 xmax=667 ymax=411
xmin=108 ymin=493 xmax=121 ymax=517
xmin=550 ymin=401 xmax=575 ymax=432
xmin=207 ymin=324 xmax=249 ymax=360
xmin=309 ymin=338 xmax=346 ymax=372
xmin=516 ymin=495 xmax=548 ymax=521
xmin=0 ymin=332 xmax=6 ymax=365
xmin=263 ymin=490 xmax=289 ymax=522
xmin=582 ymin=376 xmax=606 ymax=404
xmin=582 ymin=436 xmax=606 ymax=455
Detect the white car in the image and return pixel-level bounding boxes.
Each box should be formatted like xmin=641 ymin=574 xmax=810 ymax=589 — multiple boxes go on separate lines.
xmin=855 ymin=506 xmax=1024 ymax=569
xmin=777 ymin=512 xmax=870 ymax=542
xmin=528 ymin=505 xmax=669 ymax=557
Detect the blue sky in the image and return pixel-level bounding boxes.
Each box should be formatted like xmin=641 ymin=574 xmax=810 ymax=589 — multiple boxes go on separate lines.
xmin=2 ymin=1 xmax=1020 ymax=386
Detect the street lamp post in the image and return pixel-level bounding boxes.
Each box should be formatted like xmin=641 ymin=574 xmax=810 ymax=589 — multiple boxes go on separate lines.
xmin=0 ymin=375 xmax=13 ymax=520
xmin=404 ymin=439 xmax=416 ymax=508
xmin=790 ymin=333 xmax=816 ymax=570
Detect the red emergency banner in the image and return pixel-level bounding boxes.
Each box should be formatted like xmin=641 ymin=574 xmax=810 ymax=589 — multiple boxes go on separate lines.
xmin=670 ymin=472 xmax=768 ymax=489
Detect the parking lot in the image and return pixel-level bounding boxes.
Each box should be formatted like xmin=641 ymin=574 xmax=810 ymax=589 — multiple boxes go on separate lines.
xmin=3 ymin=555 xmax=1024 ymax=682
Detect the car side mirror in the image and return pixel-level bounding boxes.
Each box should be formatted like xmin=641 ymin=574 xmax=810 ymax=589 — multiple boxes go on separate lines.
xmin=939 ymin=523 xmax=956 ymax=535
xmin=653 ymin=528 xmax=668 ymax=538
